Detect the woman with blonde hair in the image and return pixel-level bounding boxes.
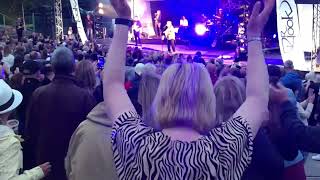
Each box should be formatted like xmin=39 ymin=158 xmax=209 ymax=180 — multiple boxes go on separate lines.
xmin=213 ymin=75 xmax=284 ymax=180
xmin=213 ymin=76 xmax=246 ymax=125
xmin=75 ymin=60 xmax=96 ymax=94
xmin=103 ymin=0 xmax=274 ymax=179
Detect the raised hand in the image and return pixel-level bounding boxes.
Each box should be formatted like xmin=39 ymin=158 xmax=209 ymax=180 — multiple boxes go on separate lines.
xmin=39 ymin=162 xmax=52 ymax=176
xmin=269 ymin=83 xmax=289 ymax=104
xmin=308 ymin=88 xmax=315 ymax=103
xmin=110 ymin=0 xmax=131 ymax=19
xmin=247 ymin=0 xmax=275 ymax=37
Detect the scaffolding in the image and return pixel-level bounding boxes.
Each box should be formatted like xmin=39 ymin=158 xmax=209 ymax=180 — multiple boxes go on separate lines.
xmin=313 ymin=3 xmax=320 ymax=52
xmin=54 ymin=0 xmax=64 ymax=40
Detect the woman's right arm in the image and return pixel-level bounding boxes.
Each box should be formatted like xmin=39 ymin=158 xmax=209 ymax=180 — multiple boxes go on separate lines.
xmin=233 ymin=0 xmax=275 ymax=137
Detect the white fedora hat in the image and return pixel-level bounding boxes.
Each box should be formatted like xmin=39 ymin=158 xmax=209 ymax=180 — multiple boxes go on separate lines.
xmin=0 ymin=79 xmax=23 ymax=114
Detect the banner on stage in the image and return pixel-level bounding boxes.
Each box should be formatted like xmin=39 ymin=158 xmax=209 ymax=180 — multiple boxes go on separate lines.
xmin=70 ymin=0 xmax=88 ymax=44
xmin=276 ymin=0 xmax=307 ymax=71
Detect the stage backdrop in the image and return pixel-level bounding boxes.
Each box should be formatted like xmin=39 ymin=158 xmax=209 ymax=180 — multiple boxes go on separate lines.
xmin=277 ymin=0 xmax=316 ymax=71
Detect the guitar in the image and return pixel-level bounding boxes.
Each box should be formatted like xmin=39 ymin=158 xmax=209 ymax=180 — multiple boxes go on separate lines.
xmin=132 ymin=22 xmax=142 ymax=33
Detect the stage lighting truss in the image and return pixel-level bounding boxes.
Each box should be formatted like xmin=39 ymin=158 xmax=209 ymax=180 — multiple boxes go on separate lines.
xmin=223 ymin=0 xmax=250 ymax=11
xmin=54 ymin=0 xmax=64 ymax=41
xmin=313 ymin=3 xmax=320 ymax=62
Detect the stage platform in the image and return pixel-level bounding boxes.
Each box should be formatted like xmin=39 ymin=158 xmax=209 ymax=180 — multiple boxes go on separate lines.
xmin=95 ymin=38 xmax=283 ymax=66
xmin=129 ymin=43 xmax=284 ymax=66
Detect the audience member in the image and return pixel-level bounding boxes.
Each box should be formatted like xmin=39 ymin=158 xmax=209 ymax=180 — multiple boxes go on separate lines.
xmin=23 ymin=47 xmax=96 ymax=180
xmin=0 ymin=79 xmax=51 ymax=179
xmin=138 ymin=71 xmax=161 ymax=127
xmin=65 ymin=102 xmax=118 ymax=180
xmin=213 ymin=76 xmax=284 ymax=180
xmin=2 ymin=45 xmax=15 ymax=69
xmin=75 ymin=60 xmax=96 ymax=94
xmin=281 ymin=60 xmax=303 ymax=100
xmin=17 ymin=60 xmax=43 ymax=136
xmin=41 ymin=63 xmax=55 ymax=85
xmin=102 ymin=0 xmax=274 ymax=179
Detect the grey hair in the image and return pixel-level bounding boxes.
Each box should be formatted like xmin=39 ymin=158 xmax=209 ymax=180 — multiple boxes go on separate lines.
xmin=213 ymin=76 xmax=246 ymax=125
xmin=138 ymin=72 xmax=161 ymax=127
xmin=153 ymin=63 xmax=216 ymax=133
xmin=51 ymin=47 xmax=75 ymax=75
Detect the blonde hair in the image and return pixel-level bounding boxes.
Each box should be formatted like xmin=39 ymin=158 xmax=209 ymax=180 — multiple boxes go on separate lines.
xmin=213 ymin=76 xmax=245 ymax=125
xmin=75 ymin=60 xmax=96 ymax=93
xmin=138 ymin=72 xmax=161 ymax=127
xmin=153 ymin=63 xmax=216 ymax=133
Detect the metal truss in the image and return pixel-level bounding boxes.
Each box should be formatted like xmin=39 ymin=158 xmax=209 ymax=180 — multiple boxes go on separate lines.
xmin=54 ymin=0 xmax=64 ymax=40
xmin=223 ymin=0 xmax=250 ymax=11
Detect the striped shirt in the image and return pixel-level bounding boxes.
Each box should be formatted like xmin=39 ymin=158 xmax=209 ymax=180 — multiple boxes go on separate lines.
xmin=112 ymin=111 xmax=253 ymax=180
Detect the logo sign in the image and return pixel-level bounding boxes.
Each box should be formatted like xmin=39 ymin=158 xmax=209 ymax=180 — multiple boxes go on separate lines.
xmin=277 ymin=0 xmax=306 ymax=70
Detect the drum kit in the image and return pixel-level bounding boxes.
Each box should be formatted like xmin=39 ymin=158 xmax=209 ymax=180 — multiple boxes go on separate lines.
xmin=199 ymin=5 xmax=250 ymax=49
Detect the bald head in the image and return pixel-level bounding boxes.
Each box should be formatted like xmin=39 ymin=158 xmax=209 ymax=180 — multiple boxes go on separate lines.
xmin=51 ymin=47 xmax=75 ymax=75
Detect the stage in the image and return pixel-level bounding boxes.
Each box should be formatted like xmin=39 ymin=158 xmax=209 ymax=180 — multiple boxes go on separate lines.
xmin=128 ymin=42 xmax=284 ymax=66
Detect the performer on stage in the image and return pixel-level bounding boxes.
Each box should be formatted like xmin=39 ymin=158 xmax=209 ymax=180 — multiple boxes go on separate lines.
xmin=164 ymin=21 xmax=176 ymax=53
xmin=154 ymin=10 xmax=162 ymax=37
xmin=214 ymin=8 xmax=224 ymax=25
xmin=132 ymin=16 xmax=142 ymax=46
xmin=212 ymin=8 xmax=225 ymax=48
xmin=180 ymin=16 xmax=189 ymax=28
xmin=16 ymin=18 xmax=24 ymax=42
xmin=86 ymin=14 xmax=94 ymax=41
xmin=67 ymin=27 xmax=75 ymax=41
xmin=179 ymin=16 xmax=189 ymax=40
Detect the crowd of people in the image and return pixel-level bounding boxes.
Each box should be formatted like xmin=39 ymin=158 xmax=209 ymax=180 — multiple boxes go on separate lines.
xmin=0 ymin=0 xmax=320 ymax=179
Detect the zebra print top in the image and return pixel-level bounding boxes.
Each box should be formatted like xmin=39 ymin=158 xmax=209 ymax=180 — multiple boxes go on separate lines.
xmin=111 ymin=111 xmax=253 ymax=180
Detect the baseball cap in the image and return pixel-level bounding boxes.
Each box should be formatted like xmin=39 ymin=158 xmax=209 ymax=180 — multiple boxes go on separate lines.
xmin=22 ymin=60 xmax=42 ymax=75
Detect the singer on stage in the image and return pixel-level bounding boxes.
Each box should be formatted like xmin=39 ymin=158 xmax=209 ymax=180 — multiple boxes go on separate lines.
xmin=164 ymin=21 xmax=176 ymax=53
xmin=132 ymin=16 xmax=142 ymax=46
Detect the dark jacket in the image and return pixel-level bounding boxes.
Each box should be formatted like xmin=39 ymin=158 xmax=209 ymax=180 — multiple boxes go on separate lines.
xmin=241 ymin=130 xmax=284 ymax=180
xmin=24 ymin=75 xmax=96 ymax=180
xmin=17 ymin=77 xmax=42 ymax=136
xmin=281 ymin=101 xmax=320 ymax=153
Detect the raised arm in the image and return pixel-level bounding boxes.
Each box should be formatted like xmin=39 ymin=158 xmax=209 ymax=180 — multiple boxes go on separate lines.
xmin=269 ymin=85 xmax=320 ymax=152
xmin=103 ymin=0 xmax=136 ymax=120
xmin=234 ymin=0 xmax=274 ymax=137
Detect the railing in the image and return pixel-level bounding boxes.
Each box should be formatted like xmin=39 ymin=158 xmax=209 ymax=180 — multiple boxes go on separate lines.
xmin=0 ymin=12 xmax=15 ymax=26
xmin=0 ymin=12 xmax=36 ymax=34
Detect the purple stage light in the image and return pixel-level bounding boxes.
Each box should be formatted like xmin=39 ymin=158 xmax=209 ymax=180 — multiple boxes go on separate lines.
xmin=195 ymin=24 xmax=207 ymax=36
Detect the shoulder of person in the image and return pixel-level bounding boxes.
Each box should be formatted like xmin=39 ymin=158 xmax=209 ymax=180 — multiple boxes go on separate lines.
xmin=0 ymin=125 xmax=15 ymax=138
xmin=0 ymin=125 xmax=21 ymax=149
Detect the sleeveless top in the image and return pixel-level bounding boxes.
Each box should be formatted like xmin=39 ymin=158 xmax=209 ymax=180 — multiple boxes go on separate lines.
xmin=111 ymin=111 xmax=253 ymax=180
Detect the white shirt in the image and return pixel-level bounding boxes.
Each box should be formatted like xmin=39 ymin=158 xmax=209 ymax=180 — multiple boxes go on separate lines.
xmin=2 ymin=54 xmax=15 ymax=69
xmin=180 ymin=19 xmax=189 ymax=27
xmin=0 ymin=125 xmax=44 ymax=180
xmin=164 ymin=26 xmax=176 ymax=40
xmin=297 ymin=100 xmax=314 ymax=126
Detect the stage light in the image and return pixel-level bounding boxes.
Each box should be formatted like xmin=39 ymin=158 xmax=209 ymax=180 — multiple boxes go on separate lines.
xmin=195 ymin=24 xmax=207 ymax=36
xmin=273 ymin=34 xmax=277 ymax=39
xmin=98 ymin=8 xmax=104 ymax=15
xmin=98 ymin=3 xmax=104 ymax=8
